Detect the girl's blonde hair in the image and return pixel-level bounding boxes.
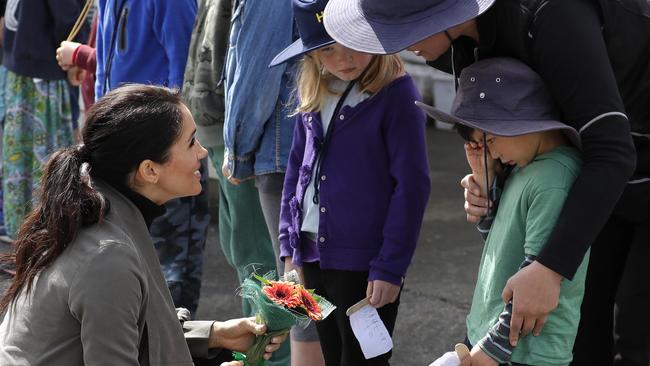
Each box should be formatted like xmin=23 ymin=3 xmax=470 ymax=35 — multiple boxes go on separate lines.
xmin=292 ymin=52 xmax=404 ymax=115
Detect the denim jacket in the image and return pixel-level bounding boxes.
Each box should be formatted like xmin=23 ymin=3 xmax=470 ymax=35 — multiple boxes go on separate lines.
xmin=223 ymin=0 xmax=295 ymax=179
xmin=279 ymin=75 xmax=431 ymax=285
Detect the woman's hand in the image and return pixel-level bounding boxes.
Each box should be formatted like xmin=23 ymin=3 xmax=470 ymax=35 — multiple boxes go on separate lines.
xmin=366 ymin=280 xmax=400 ymax=308
xmin=460 ymin=174 xmax=489 ymax=223
xmin=210 ymin=318 xmax=288 ymax=360
xmin=56 ymin=41 xmax=81 ymax=70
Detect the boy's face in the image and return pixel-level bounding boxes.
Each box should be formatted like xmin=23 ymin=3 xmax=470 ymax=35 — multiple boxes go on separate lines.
xmin=470 ymin=129 xmax=542 ymax=168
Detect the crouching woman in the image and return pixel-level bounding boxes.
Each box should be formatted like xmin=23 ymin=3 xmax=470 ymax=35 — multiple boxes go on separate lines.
xmin=0 ymin=84 xmax=285 ymax=366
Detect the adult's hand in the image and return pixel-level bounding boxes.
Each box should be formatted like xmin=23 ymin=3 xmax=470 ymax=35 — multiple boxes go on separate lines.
xmin=209 ymin=318 xmax=288 ymax=359
xmin=460 ymin=174 xmax=489 ymax=222
xmin=56 ymin=41 xmax=81 ymax=70
xmin=367 ymin=280 xmax=400 ymax=308
xmin=502 ymin=261 xmax=562 ymax=346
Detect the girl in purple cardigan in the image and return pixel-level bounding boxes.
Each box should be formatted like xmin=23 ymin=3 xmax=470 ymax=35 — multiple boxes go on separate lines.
xmin=271 ymin=1 xmax=431 ymax=364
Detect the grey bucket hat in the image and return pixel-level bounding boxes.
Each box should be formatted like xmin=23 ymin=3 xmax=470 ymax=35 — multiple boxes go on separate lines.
xmin=415 ymin=58 xmax=581 ymax=148
xmin=323 ymin=0 xmax=495 ymax=54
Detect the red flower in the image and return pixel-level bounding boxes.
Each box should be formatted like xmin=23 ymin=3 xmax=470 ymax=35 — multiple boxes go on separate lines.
xmin=263 ymin=281 xmax=301 ymax=309
xmin=299 ymin=287 xmax=322 ymax=321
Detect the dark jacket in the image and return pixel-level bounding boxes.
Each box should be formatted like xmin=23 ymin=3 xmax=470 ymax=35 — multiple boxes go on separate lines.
xmin=3 ymin=0 xmax=87 ymax=79
xmin=430 ymin=0 xmax=649 ymax=279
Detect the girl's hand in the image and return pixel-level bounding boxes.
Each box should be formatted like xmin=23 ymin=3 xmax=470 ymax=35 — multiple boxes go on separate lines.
xmin=209 ymin=318 xmax=288 ymax=359
xmin=284 ymin=258 xmax=304 ymax=284
xmin=366 ymin=280 xmax=400 ymax=308
xmin=56 ymin=41 xmax=81 ymax=70
xmin=469 ymin=345 xmax=498 ymax=366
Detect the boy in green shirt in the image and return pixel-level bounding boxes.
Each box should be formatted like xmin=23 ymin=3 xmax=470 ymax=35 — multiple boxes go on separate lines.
xmin=419 ymin=57 xmax=589 ymax=366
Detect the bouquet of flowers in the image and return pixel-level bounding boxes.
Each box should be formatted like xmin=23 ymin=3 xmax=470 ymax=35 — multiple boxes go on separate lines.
xmin=233 ymin=270 xmax=336 ymax=366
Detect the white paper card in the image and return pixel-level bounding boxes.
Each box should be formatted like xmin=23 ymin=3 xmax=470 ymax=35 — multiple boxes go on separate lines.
xmin=428 ymin=351 xmax=461 ymax=366
xmin=349 ymin=304 xmax=393 ymax=359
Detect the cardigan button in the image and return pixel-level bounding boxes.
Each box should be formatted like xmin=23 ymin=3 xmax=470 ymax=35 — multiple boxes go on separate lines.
xmin=339 ymin=114 xmax=345 ymax=120
xmin=320 ymin=175 xmax=327 ymax=181
xmin=320 ymin=207 xmax=326 ymax=213
xmin=319 ymin=236 xmax=326 ymax=243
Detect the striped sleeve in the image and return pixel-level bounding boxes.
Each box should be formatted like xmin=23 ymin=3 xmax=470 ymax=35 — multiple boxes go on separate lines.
xmin=476 ymin=255 xmax=536 ymax=364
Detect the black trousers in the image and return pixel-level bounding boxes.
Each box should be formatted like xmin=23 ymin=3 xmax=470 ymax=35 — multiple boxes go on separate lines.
xmin=302 ymin=262 xmax=400 ymax=366
xmin=572 ymin=182 xmax=650 ymax=366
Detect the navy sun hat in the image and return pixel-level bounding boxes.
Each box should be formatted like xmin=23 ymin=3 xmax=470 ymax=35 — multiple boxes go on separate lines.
xmin=269 ymin=0 xmax=335 ymax=67
xmin=323 ymin=0 xmax=496 ymax=54
xmin=415 ymin=58 xmax=581 ymax=149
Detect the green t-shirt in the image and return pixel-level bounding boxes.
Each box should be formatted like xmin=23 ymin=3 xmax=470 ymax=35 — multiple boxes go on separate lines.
xmin=466 ymin=146 xmax=589 ymax=366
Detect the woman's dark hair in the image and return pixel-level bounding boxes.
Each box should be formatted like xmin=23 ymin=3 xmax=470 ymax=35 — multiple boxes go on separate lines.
xmin=455 ymin=123 xmax=476 ymax=142
xmin=0 ymin=84 xmax=184 ymax=312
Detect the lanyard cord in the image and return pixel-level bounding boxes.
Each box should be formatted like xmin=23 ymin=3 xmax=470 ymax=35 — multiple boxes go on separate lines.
xmin=483 ymin=132 xmax=491 ymax=217
xmin=312 ymin=80 xmax=357 ymax=205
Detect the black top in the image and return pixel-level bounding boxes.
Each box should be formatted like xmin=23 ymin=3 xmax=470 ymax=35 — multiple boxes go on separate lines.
xmin=432 ymin=0 xmax=645 ymax=279
xmin=114 ymin=184 xmax=166 ymax=229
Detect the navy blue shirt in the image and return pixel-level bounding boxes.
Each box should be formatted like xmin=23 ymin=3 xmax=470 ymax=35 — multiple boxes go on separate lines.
xmin=3 ymin=0 xmax=86 ymax=80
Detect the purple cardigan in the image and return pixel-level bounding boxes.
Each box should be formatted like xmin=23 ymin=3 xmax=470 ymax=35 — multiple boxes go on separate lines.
xmin=279 ymin=75 xmax=431 ymax=285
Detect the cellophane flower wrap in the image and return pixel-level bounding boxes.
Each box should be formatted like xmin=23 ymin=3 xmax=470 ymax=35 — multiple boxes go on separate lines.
xmin=233 ymin=270 xmax=336 ymax=366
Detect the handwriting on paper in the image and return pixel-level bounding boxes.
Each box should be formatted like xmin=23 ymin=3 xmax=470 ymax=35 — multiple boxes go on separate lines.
xmin=349 ymin=304 xmax=393 ymax=359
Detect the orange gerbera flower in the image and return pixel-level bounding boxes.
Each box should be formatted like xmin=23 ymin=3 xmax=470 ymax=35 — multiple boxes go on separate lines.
xmin=263 ymin=281 xmax=301 ymax=309
xmin=299 ymin=287 xmax=322 ymax=321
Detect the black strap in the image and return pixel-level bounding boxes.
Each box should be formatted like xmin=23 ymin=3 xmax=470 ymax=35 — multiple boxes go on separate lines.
xmin=103 ymin=0 xmax=127 ymax=95
xmin=311 ymin=80 xmax=357 ymax=205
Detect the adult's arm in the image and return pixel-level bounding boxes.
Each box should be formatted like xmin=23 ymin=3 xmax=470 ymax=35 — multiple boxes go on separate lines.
xmin=222 ymin=0 xmax=293 ymax=180
xmin=150 ymin=0 xmax=197 ymax=89
xmin=529 ymin=0 xmax=635 ymax=280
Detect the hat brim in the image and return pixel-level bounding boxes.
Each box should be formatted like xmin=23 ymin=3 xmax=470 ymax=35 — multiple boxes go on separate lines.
xmin=324 ymin=0 xmax=495 ymax=54
xmin=415 ymin=101 xmax=582 ymax=149
xmin=269 ymin=37 xmax=336 ymax=67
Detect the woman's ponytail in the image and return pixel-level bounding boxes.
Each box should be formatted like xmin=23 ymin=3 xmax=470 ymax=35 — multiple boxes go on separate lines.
xmin=0 ymin=146 xmax=107 ymax=313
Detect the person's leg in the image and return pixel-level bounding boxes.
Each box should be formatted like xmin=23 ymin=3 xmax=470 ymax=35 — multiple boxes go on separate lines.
xmin=207 ymin=146 xmax=277 ymax=317
xmin=3 ymin=72 xmax=73 ymax=238
xmin=152 ymin=158 xmax=210 ymax=315
xmin=572 ymin=214 xmax=633 ymax=365
xmin=303 ymin=262 xmax=342 ymax=366
xmin=257 ymin=175 xmax=324 ymax=366
xmin=613 ymin=193 xmax=650 ymax=366
xmin=305 ymin=264 xmax=399 ymax=366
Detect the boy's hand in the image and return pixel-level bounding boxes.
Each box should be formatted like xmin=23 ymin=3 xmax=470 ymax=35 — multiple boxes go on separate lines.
xmin=460 ymin=174 xmax=489 ymax=222
xmin=469 ymin=345 xmax=498 ymax=366
xmin=463 ymin=141 xmax=496 ymax=177
xmin=367 ymin=280 xmax=400 ymax=308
